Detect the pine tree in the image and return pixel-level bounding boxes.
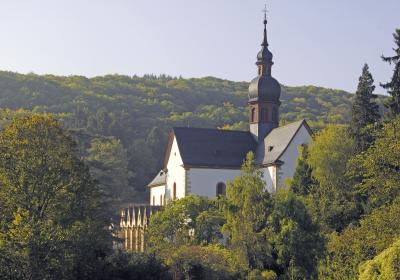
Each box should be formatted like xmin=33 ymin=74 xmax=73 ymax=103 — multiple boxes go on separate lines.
xmin=350 ymin=64 xmax=380 ymax=151
xmin=381 ymin=29 xmax=400 ymax=117
xmin=289 ymin=144 xmax=316 ymax=195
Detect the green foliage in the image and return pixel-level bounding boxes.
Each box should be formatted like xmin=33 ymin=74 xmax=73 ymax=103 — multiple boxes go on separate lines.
xmin=358 ymin=239 xmax=400 ymax=280
xmin=223 ymin=153 xmax=323 ymax=278
xmin=268 ymin=190 xmax=325 ymax=279
xmin=165 ymin=245 xmax=245 ymax=280
xmin=86 ymin=137 xmax=133 ymax=204
xmin=319 ymin=198 xmax=400 ymax=279
xmin=0 ymin=115 xmax=112 ymax=279
xmin=223 ymin=152 xmax=273 ymax=270
xmin=350 ymin=64 xmax=380 ymax=151
xmin=148 ymin=195 xmax=224 ymax=251
xmin=351 ymin=117 xmax=400 ymax=211
xmin=289 ymin=144 xmax=316 ymax=195
xmin=99 ymin=252 xmax=170 ymax=280
xmin=307 ymin=125 xmax=359 ymax=232
xmin=381 ymin=29 xmax=400 ymax=117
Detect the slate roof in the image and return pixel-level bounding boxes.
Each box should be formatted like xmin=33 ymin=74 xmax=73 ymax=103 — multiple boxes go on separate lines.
xmin=160 ymin=120 xmax=311 ymax=171
xmin=147 ymin=170 xmax=166 ymax=187
xmin=255 ymin=119 xmax=310 ymax=165
xmin=171 ymin=127 xmax=257 ymax=168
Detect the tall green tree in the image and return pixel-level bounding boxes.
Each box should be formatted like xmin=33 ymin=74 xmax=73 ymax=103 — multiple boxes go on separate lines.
xmin=289 ymin=144 xmax=317 ymax=196
xmin=267 ymin=191 xmax=325 ymax=279
xmin=86 ymin=137 xmax=133 ymax=204
xmin=307 ymin=125 xmax=359 ymax=232
xmin=350 ymin=64 xmax=380 ymax=151
xmin=0 ymin=115 xmax=112 ymax=280
xmin=381 ymin=29 xmax=400 ymax=117
xmin=351 ymin=117 xmax=400 ymax=211
xmin=223 ymin=152 xmax=273 ymax=271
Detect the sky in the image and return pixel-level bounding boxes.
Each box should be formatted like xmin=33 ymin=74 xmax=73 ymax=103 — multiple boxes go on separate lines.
xmin=0 ymin=0 xmax=399 ymax=93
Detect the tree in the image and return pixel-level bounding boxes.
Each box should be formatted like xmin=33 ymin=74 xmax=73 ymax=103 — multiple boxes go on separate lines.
xmin=0 ymin=115 xmax=112 ymax=279
xmin=223 ymin=152 xmax=273 ymax=270
xmin=381 ymin=29 xmax=400 ymax=117
xmin=350 ymin=64 xmax=380 ymax=151
xmin=148 ymin=195 xmax=224 ymax=252
xmin=358 ymin=239 xmax=400 ymax=280
xmin=86 ymin=137 xmax=133 ymax=204
xmin=351 ymin=117 xmax=400 ymax=211
xmin=319 ymin=198 xmax=400 ymax=279
xmin=267 ymin=191 xmax=325 ymax=279
xmin=165 ymin=245 xmax=245 ymax=280
xmin=289 ymin=144 xmax=316 ymax=196
xmin=307 ymin=125 xmax=359 ymax=232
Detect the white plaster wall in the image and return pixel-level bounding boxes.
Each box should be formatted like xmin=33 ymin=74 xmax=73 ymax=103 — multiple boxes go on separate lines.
xmin=187 ymin=168 xmax=241 ymax=198
xmin=278 ymin=124 xmax=312 ymax=189
xmin=165 ymin=137 xmax=186 ymax=200
xmin=261 ymin=165 xmax=276 ymax=193
xmin=149 ymin=185 xmax=166 ymax=206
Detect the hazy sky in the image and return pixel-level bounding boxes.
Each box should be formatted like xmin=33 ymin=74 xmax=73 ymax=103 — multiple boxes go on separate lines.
xmin=0 ymin=0 xmax=399 ymax=93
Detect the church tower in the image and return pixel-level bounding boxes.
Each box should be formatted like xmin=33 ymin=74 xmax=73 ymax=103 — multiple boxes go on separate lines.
xmin=248 ymin=11 xmax=281 ymax=142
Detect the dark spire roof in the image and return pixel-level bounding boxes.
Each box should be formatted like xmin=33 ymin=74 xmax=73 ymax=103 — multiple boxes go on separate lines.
xmin=257 ymin=8 xmax=273 ymax=63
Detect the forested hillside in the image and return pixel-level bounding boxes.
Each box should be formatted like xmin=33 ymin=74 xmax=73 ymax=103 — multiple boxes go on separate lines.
xmin=0 ymin=71 xmax=386 ymax=200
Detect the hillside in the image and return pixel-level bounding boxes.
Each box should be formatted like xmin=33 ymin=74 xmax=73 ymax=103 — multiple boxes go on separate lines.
xmin=0 ymin=71 xmax=387 ymax=200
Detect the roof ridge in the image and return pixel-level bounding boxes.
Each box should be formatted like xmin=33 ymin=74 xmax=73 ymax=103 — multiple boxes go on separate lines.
xmin=269 ymin=119 xmax=304 ymax=132
xmin=173 ymin=127 xmax=250 ymax=134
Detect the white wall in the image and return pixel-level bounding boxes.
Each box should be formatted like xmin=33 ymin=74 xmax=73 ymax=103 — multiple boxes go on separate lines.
xmin=187 ymin=168 xmax=241 ymax=198
xmin=261 ymin=165 xmax=277 ymax=193
xmin=278 ymin=124 xmax=312 ymax=189
xmin=149 ymin=185 xmax=166 ymax=206
xmin=165 ymin=137 xmax=186 ymax=201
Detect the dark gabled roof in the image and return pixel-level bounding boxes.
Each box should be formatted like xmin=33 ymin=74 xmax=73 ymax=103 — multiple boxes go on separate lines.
xmin=255 ymin=119 xmax=312 ymax=165
xmin=168 ymin=127 xmax=257 ymax=168
xmin=147 ymin=170 xmax=166 ymax=187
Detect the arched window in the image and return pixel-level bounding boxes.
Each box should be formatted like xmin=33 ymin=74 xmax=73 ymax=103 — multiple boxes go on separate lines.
xmin=216 ymin=182 xmax=226 ymax=196
xmin=272 ymin=108 xmax=278 ymax=122
xmin=173 ymin=183 xmax=177 ymax=200
xmin=251 ymin=108 xmax=256 ymax=123
xmin=261 ymin=108 xmax=268 ymax=122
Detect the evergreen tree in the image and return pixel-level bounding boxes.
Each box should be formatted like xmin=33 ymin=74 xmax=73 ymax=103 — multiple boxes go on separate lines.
xmin=289 ymin=144 xmax=316 ymax=195
xmin=223 ymin=152 xmax=273 ymax=270
xmin=381 ymin=29 xmax=400 ymax=117
xmin=350 ymin=64 xmax=380 ymax=151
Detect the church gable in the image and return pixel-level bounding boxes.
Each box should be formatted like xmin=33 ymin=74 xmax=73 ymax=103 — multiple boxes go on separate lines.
xmin=255 ymin=119 xmax=312 ymax=166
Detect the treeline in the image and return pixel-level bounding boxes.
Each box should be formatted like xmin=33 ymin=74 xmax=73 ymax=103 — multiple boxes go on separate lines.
xmin=0 ymin=69 xmax=387 ymax=201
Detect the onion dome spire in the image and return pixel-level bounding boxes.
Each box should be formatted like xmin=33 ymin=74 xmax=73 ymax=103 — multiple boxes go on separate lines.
xmin=248 ymin=6 xmax=281 ymax=142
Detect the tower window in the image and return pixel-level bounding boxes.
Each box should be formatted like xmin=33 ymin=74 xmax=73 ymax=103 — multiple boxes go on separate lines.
xmin=261 ymin=108 xmax=268 ymax=122
xmin=173 ymin=183 xmax=177 ymax=200
xmin=216 ymin=182 xmax=226 ymax=196
xmin=251 ymin=108 xmax=256 ymax=122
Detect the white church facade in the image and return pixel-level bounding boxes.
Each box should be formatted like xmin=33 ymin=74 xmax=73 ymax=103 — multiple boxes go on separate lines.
xmin=147 ymin=15 xmax=312 ymax=206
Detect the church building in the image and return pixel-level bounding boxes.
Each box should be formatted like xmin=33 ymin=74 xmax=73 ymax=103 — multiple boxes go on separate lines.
xmin=148 ymin=14 xmax=312 ymax=206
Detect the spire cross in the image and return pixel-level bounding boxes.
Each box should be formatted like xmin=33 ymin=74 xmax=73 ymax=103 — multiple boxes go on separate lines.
xmin=261 ymin=3 xmax=269 ymax=46
xmin=262 ymin=4 xmax=268 ymax=24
